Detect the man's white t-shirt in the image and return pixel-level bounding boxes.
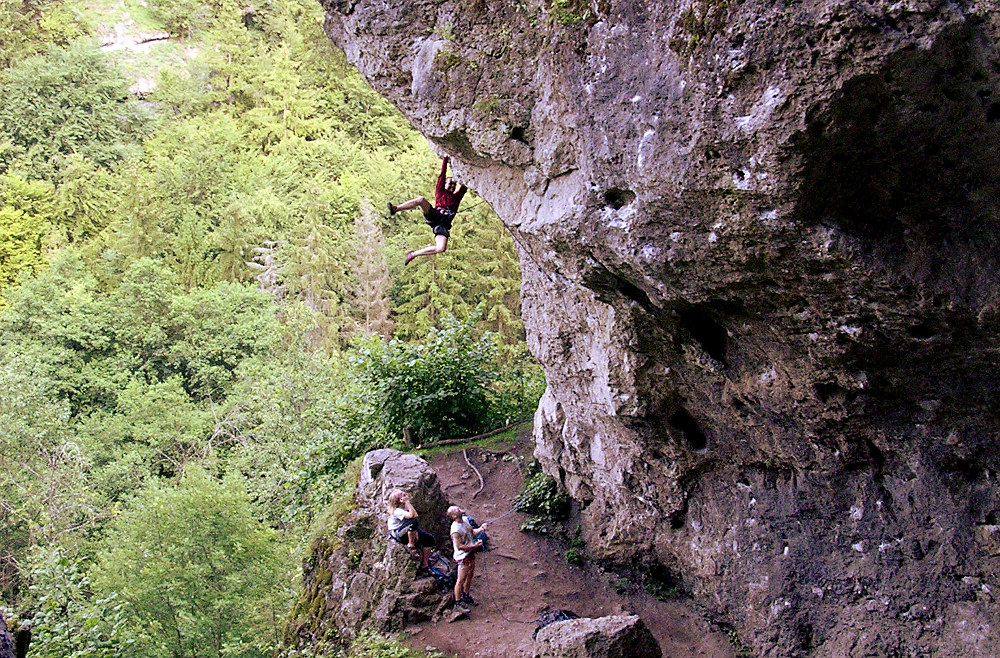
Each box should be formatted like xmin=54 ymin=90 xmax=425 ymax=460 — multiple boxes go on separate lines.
xmin=451 ymin=517 xmax=475 ymax=561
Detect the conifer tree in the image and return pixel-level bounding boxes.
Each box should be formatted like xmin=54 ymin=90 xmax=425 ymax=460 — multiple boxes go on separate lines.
xmin=352 ymin=199 xmax=393 ymax=339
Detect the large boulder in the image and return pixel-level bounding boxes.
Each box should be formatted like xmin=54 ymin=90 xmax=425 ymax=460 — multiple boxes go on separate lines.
xmin=320 ymin=1 xmax=1000 ymax=655
xmin=283 ymin=450 xmax=451 ymax=655
xmin=356 ymin=448 xmax=450 ymax=541
xmin=533 ymin=614 xmax=661 ymax=658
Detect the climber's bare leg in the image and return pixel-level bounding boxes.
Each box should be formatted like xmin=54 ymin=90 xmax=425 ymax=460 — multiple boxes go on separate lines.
xmin=405 ymin=235 xmax=448 ymax=264
xmin=391 ymin=196 xmax=432 ymax=214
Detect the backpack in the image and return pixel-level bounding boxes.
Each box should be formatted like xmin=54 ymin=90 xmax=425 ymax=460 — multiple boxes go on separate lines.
xmin=533 ymin=609 xmax=580 ymax=639
xmin=427 ymin=551 xmax=457 ymax=591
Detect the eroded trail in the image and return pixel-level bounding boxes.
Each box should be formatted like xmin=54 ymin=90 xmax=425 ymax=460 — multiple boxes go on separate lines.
xmin=403 ymin=435 xmax=735 ymax=658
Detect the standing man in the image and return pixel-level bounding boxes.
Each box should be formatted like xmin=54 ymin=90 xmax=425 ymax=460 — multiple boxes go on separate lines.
xmin=388 ymin=156 xmax=467 ymax=265
xmin=447 ymin=505 xmax=488 ymax=612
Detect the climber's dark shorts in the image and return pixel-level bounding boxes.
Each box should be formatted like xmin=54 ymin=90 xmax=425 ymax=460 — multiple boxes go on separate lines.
xmin=390 ymin=519 xmax=435 ymax=547
xmin=423 ymin=206 xmax=455 ymax=238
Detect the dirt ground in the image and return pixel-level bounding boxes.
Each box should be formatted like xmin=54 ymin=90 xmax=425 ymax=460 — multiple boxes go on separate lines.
xmin=402 ymin=432 xmax=736 ymax=658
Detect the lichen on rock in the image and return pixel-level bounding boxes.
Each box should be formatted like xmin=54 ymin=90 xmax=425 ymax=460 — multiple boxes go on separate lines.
xmin=320 ymin=0 xmax=1000 ymax=654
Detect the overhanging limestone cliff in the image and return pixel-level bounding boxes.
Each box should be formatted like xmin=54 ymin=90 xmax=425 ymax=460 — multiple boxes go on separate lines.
xmin=320 ymin=0 xmax=1000 ymax=654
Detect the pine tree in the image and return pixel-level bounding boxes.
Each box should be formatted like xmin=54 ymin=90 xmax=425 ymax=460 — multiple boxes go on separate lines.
xmin=352 ymin=199 xmax=393 ymax=339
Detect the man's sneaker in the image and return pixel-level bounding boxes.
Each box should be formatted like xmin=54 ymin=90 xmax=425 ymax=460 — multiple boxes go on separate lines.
xmin=461 ymin=593 xmax=478 ymax=607
xmin=454 ymin=599 xmax=471 ymax=612
xmin=387 ymin=201 xmax=396 ymax=216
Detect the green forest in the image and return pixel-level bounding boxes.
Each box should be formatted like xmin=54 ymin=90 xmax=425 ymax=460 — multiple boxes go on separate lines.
xmin=0 ymin=0 xmax=540 ymax=655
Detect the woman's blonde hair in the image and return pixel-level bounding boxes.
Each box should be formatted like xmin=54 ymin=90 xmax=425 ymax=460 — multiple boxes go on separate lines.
xmin=387 ymin=489 xmax=406 ymax=511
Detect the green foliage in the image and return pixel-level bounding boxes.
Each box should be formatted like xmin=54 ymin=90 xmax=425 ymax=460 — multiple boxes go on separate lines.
xmin=514 ymin=462 xmax=570 ymax=518
xmin=91 ymin=467 xmax=291 ymax=658
xmin=548 ymin=0 xmax=591 ymax=26
xmin=565 ymin=547 xmax=586 ymax=566
xmin=22 ymin=547 xmax=132 ymax=658
xmin=0 ymin=354 xmax=97 ymax=551
xmin=726 ymin=628 xmax=753 ymax=658
xmin=565 ymin=527 xmax=587 ymax=565
xmin=514 ymin=461 xmax=570 ymax=535
xmin=643 ymin=578 xmax=682 ymax=601
xmin=0 ymin=0 xmax=88 ymax=68
xmin=611 ymin=577 xmax=631 ymax=595
xmin=348 ymin=631 xmax=443 ymax=658
xmin=0 ymin=174 xmax=57 ymax=295
xmin=0 ymin=41 xmax=149 ymax=180
xmin=351 ymin=314 xmax=499 ymax=443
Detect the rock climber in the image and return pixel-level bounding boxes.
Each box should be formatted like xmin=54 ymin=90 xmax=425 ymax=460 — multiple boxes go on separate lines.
xmin=387 ymin=489 xmax=434 ymax=571
xmin=447 ymin=505 xmax=488 ymax=613
xmin=387 ymin=155 xmax=467 ymax=265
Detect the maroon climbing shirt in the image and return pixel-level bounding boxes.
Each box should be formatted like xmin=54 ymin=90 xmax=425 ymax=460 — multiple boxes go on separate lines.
xmin=434 ymin=157 xmax=467 ymax=211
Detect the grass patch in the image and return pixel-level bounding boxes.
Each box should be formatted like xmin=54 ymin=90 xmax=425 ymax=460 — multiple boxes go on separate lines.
xmin=349 ymin=630 xmax=445 ymax=657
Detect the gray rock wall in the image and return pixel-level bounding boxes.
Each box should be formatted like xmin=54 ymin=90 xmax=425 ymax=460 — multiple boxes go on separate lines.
xmin=320 ymin=1 xmax=1000 ymax=654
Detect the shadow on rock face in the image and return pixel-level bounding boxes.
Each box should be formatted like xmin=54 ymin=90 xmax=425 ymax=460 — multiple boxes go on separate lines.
xmin=793 ymin=21 xmax=1000 ymax=310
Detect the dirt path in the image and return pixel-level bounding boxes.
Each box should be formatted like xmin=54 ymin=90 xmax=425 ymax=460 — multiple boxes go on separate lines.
xmin=403 ymin=433 xmax=735 ymax=658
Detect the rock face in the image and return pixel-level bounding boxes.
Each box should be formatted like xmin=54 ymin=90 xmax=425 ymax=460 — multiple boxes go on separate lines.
xmin=284 ymin=450 xmax=451 ymax=654
xmin=320 ymin=0 xmax=1000 ymax=654
xmin=533 ymin=614 xmax=661 ymax=658
xmin=0 ymin=614 xmax=14 ymax=658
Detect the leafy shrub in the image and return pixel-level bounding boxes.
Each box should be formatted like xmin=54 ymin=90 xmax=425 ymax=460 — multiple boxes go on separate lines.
xmin=643 ymin=579 xmax=682 ymax=600
xmin=513 ymin=462 xmax=570 ymax=518
xmin=18 ymin=547 xmax=132 ymax=658
xmin=565 ymin=547 xmax=586 ymax=566
xmin=351 ymin=314 xmax=498 ymax=443
xmin=514 ymin=461 xmax=570 ymax=534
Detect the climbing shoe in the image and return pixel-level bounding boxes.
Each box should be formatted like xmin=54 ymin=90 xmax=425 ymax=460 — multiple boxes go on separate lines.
xmin=387 ymin=201 xmax=396 ymax=216
xmin=461 ymin=593 xmax=478 ymax=607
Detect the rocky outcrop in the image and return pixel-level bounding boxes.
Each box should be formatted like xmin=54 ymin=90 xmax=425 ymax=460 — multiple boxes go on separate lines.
xmin=320 ymin=0 xmax=1000 ymax=654
xmin=283 ymin=450 xmax=451 ymax=654
xmin=533 ymin=614 xmax=661 ymax=658
xmin=0 ymin=614 xmax=14 ymax=658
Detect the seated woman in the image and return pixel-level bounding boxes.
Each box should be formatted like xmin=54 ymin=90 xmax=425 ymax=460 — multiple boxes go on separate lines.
xmin=386 ymin=489 xmax=434 ymax=571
